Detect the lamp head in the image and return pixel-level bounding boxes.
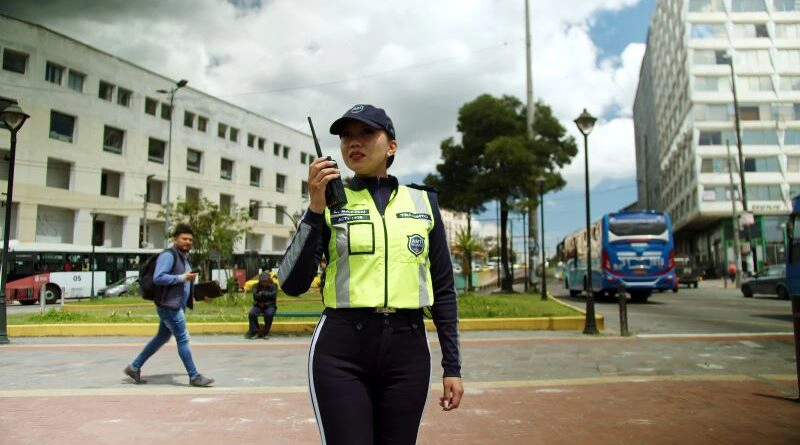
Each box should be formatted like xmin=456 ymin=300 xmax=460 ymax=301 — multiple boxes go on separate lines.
xmin=574 ymin=108 xmax=597 ymax=136
xmin=1 ymin=103 xmax=30 ymax=132
xmin=177 ymin=79 xmax=188 ymax=88
xmin=537 ymin=176 xmax=546 ymax=192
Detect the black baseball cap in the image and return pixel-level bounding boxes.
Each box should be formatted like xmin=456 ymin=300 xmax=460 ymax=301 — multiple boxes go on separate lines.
xmin=329 ymin=104 xmax=396 ymax=140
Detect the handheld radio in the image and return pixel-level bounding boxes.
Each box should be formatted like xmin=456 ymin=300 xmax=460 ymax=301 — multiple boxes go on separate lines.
xmin=308 ymin=116 xmax=347 ymax=209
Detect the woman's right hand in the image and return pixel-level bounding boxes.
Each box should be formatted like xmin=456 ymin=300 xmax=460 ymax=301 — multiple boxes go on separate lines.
xmin=308 ymin=157 xmax=341 ymax=214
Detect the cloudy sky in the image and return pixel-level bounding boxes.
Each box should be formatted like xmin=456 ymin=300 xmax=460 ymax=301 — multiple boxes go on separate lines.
xmin=1 ymin=0 xmax=656 ymax=252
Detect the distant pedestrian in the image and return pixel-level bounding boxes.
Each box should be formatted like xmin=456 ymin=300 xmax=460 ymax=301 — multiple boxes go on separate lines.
xmin=124 ymin=224 xmax=214 ymax=387
xmin=246 ymin=273 xmax=277 ymax=339
xmin=727 ymin=262 xmax=737 ymax=284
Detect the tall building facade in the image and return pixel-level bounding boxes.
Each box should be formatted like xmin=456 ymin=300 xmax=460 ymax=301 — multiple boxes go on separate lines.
xmin=634 ymin=0 xmax=800 ymax=275
xmin=0 ymin=14 xmax=315 ymax=253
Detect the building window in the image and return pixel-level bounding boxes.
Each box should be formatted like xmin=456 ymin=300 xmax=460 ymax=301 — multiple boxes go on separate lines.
xmin=160 ymin=103 xmax=171 ymax=120
xmin=775 ymin=0 xmax=798 ymax=11
xmin=694 ymin=104 xmax=730 ymax=121
xmin=276 ymin=173 xmax=286 ymax=193
xmin=197 ymin=116 xmax=208 ymax=132
xmin=731 ymin=0 xmax=766 ymax=11
xmin=690 ymin=23 xmax=727 ymax=39
xmin=184 ymin=111 xmax=195 ymax=128
xmin=275 ymin=205 xmax=287 ymax=225
xmin=283 ymin=145 xmax=290 ymax=158
xmin=250 ymin=166 xmax=261 ymax=187
xmin=186 ymin=187 xmax=201 ymax=204
xmin=780 ymin=76 xmax=800 ymax=91
xmin=67 ymin=70 xmax=85 ymax=92
xmin=230 ymin=127 xmax=239 ymax=143
xmin=46 ymin=158 xmax=72 ymax=190
xmin=49 ymin=111 xmax=75 ymax=143
xmin=145 ymin=97 xmax=158 ymax=115
xmin=258 ymin=137 xmax=265 ymax=151
xmin=694 ymin=76 xmax=722 ymax=92
xmin=102 ymin=126 xmax=124 ymax=154
xmin=688 ymin=0 xmax=723 ymax=11
xmin=117 ymin=88 xmax=132 ymax=107
xmin=2 ymin=49 xmax=27 ymax=74
xmin=220 ymin=194 xmax=233 ymax=215
xmin=700 ymin=158 xmax=731 ymax=173
xmin=777 ymin=50 xmax=800 ymax=68
xmin=692 ymin=50 xmax=717 ymax=65
xmin=786 ymin=130 xmax=800 ymax=145
xmin=99 ymin=81 xmax=115 ymax=101
xmin=739 ymin=106 xmax=760 ymax=120
xmin=45 ymin=62 xmax=64 ymax=85
xmin=741 ymin=129 xmax=778 ymax=145
xmin=698 ymin=131 xmax=722 ymax=145
xmin=301 ymin=180 xmax=309 ymax=199
xmin=274 ymin=143 xmax=281 ymax=156
xmin=702 ymin=186 xmax=739 ymax=202
xmin=220 ymin=158 xmax=234 ymax=180
xmin=744 ymin=157 xmax=780 ymax=172
xmin=739 ymin=49 xmax=771 ymax=66
xmin=776 ymin=23 xmax=800 ymax=38
xmin=746 ymin=185 xmax=782 ymax=201
xmin=218 ymin=123 xmax=227 ymax=139
xmin=187 ymin=149 xmax=202 ymax=173
xmin=249 ymin=200 xmax=261 ymax=220
xmin=743 ymin=76 xmax=774 ymax=92
xmin=788 ymin=156 xmax=800 ymax=172
xmin=100 ymin=170 xmax=122 ymax=197
xmin=300 ymin=152 xmax=307 ymax=164
xmin=247 ymin=133 xmax=255 ymax=147
xmin=148 ymin=138 xmax=165 ymax=163
xmin=734 ymin=23 xmax=769 ymax=38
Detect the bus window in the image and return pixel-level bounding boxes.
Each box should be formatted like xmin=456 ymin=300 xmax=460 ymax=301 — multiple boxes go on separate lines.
xmin=36 ymin=253 xmax=66 ymax=272
xmin=790 ymin=217 xmax=800 ymax=264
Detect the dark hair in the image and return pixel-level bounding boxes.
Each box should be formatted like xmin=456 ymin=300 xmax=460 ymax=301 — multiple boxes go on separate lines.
xmin=172 ymin=224 xmax=194 ymax=237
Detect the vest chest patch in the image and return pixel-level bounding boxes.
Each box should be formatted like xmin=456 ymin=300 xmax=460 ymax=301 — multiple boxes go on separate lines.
xmin=407 ymin=234 xmax=425 ymax=256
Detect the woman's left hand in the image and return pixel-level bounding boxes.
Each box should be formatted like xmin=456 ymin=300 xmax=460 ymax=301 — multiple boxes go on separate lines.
xmin=439 ymin=376 xmax=463 ymax=411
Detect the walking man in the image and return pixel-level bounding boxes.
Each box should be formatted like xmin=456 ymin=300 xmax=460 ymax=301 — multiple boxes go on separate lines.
xmin=124 ymin=224 xmax=214 ymax=387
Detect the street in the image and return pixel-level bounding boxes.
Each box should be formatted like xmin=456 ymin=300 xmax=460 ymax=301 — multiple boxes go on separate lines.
xmin=554 ymin=279 xmax=795 ymax=336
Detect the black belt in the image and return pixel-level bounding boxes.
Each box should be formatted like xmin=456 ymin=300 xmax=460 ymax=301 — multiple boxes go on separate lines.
xmin=322 ymin=307 xmax=423 ymax=320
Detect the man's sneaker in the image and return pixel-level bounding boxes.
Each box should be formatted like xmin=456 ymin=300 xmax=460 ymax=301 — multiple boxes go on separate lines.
xmin=124 ymin=365 xmax=146 ymax=384
xmin=190 ymin=374 xmax=215 ymax=387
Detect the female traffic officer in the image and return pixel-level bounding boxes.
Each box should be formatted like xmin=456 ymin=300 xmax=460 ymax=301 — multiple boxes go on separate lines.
xmin=278 ymin=104 xmax=463 ymax=444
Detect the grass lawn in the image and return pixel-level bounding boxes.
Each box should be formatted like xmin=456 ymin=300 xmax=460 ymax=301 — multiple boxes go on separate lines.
xmin=7 ymin=290 xmax=580 ymax=324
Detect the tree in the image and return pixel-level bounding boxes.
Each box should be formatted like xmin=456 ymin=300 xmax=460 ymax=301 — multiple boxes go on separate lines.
xmin=160 ymin=198 xmax=251 ymax=281
xmin=432 ymin=94 xmax=578 ymax=292
xmin=454 ymin=228 xmax=481 ymax=292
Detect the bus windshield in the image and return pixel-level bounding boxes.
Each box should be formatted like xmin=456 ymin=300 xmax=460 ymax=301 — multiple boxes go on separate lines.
xmin=608 ymin=217 xmax=667 ymax=237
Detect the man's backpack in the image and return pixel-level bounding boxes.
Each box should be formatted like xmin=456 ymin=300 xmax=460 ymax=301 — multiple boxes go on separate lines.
xmin=138 ymin=249 xmax=178 ymax=300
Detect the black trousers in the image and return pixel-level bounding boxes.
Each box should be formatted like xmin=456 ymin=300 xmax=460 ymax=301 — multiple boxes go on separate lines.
xmin=248 ymin=304 xmax=276 ymax=336
xmin=309 ymin=308 xmax=431 ymax=445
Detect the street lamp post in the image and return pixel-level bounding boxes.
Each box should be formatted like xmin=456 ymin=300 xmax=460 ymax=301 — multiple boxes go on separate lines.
xmin=0 ymin=104 xmax=29 ymax=344
xmin=538 ymin=177 xmax=548 ymax=301
xmin=157 ymin=79 xmax=188 ymax=237
xmin=574 ymin=108 xmax=599 ymax=335
xmin=720 ymin=53 xmax=756 ymax=275
xmin=90 ymin=211 xmax=98 ymax=299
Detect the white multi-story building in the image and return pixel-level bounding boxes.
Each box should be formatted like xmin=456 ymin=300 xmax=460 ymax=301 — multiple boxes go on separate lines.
xmin=0 ymin=14 xmax=315 ymax=253
xmin=634 ymin=0 xmax=800 ymax=274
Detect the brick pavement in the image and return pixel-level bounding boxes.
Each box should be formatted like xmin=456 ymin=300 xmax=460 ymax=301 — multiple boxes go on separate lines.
xmin=1 ymin=333 xmax=799 ymax=445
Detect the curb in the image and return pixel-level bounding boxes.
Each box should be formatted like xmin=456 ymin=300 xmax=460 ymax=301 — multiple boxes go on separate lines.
xmin=7 ymin=295 xmax=604 ymax=337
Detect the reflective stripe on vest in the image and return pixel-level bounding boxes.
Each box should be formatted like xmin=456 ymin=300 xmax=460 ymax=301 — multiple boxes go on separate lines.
xmin=323 ymin=185 xmax=434 ymax=309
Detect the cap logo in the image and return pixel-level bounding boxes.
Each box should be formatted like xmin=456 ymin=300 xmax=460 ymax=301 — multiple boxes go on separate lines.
xmin=350 ymin=105 xmax=365 ymax=114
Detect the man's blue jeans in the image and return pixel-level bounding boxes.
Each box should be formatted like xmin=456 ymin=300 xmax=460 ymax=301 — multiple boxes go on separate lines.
xmin=131 ymin=307 xmax=197 ymax=378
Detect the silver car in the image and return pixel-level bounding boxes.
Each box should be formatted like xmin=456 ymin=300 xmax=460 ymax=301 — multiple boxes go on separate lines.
xmin=741 ymin=265 xmax=788 ymax=299
xmin=97 ymin=276 xmax=139 ymax=297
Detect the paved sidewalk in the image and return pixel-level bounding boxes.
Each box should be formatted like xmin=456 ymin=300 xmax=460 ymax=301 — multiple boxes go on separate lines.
xmin=1 ymin=332 xmax=799 ymax=444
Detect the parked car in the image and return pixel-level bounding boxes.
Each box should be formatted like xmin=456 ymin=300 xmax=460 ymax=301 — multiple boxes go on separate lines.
xmin=675 ymin=257 xmax=703 ymax=289
xmin=741 ymin=265 xmax=789 ymax=299
xmin=97 ymin=276 xmax=139 ymax=298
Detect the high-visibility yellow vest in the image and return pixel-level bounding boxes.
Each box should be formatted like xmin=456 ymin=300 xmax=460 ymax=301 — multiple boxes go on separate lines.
xmin=323 ymin=185 xmax=435 ymax=308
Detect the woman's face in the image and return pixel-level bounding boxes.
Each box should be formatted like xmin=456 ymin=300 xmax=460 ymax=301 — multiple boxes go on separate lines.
xmin=339 ymin=120 xmax=397 ymax=177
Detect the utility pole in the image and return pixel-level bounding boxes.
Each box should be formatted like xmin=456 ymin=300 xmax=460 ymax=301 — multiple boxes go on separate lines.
xmin=726 ymin=141 xmax=743 ymax=288
xmin=142 ymin=174 xmax=155 ymax=247
xmin=524 ymin=0 xmax=538 ymax=291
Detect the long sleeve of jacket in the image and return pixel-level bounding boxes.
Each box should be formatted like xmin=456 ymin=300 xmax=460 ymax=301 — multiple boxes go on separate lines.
xmin=154 ymin=250 xmax=183 ymax=286
xmin=426 ymin=191 xmax=461 ymax=378
xmin=278 ymin=209 xmax=325 ymax=296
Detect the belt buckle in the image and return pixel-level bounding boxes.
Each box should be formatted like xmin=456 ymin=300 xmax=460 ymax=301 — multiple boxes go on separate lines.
xmin=374 ymin=307 xmax=396 ymax=314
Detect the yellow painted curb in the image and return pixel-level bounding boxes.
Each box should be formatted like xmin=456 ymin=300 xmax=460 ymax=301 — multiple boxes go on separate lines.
xmin=8 ymin=313 xmax=604 ymax=337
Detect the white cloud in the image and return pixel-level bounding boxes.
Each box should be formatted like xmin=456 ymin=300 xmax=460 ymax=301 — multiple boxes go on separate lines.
xmin=1 ymin=0 xmax=647 ymax=185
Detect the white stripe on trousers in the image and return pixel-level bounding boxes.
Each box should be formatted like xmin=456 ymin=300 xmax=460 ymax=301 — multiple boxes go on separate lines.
xmin=307 ymin=315 xmax=328 ymax=445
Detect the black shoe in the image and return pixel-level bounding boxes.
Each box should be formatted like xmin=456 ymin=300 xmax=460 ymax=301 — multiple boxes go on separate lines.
xmin=244 ymin=332 xmax=257 ymax=339
xmin=124 ymin=365 xmax=146 ymax=384
xmin=262 ymin=334 xmax=271 ymax=340
xmin=190 ymin=374 xmax=215 ymax=387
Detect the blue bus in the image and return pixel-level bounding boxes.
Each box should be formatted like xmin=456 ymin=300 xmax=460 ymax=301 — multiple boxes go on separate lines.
xmin=786 ymin=195 xmax=800 ymax=298
xmin=562 ymin=210 xmax=676 ymax=302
